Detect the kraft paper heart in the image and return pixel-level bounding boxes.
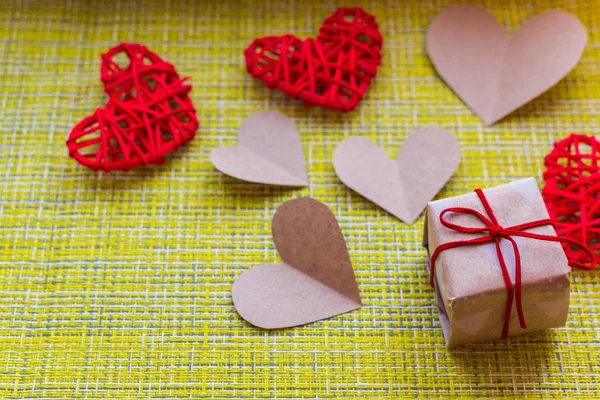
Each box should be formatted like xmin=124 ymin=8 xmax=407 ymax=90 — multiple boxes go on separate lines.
xmin=232 ymin=198 xmax=362 ymax=329
xmin=427 ymin=5 xmax=587 ymax=125
xmin=333 ymin=126 xmax=460 ymax=224
xmin=210 ymin=111 xmax=308 ymax=186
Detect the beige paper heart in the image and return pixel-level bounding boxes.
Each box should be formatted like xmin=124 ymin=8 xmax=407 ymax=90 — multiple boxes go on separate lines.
xmin=333 ymin=126 xmax=460 ymax=224
xmin=427 ymin=5 xmax=587 ymax=125
xmin=210 ymin=110 xmax=308 ymax=186
xmin=232 ymin=198 xmax=362 ymax=329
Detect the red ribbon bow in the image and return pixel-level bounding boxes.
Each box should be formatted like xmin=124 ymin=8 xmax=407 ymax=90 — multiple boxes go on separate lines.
xmin=430 ymin=188 xmax=595 ymax=340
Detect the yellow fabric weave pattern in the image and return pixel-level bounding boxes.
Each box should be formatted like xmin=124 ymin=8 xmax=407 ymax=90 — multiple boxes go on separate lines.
xmin=0 ymin=0 xmax=599 ymax=398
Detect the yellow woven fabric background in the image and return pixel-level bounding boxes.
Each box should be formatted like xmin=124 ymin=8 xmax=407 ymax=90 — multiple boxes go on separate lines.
xmin=1 ymin=0 xmax=599 ymax=398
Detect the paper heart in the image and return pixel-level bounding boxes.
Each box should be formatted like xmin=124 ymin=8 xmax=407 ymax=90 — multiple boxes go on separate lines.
xmin=67 ymin=43 xmax=199 ymax=172
xmin=244 ymin=8 xmax=383 ymax=112
xmin=210 ymin=111 xmax=308 ymax=186
xmin=427 ymin=5 xmax=586 ymax=125
xmin=333 ymin=126 xmax=460 ymax=224
xmin=232 ymin=198 xmax=362 ymax=329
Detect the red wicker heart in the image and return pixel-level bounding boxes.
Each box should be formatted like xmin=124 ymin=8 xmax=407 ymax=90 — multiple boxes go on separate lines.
xmin=542 ymin=134 xmax=600 ymax=266
xmin=67 ymin=43 xmax=199 ymax=172
xmin=245 ymin=8 xmax=383 ymax=112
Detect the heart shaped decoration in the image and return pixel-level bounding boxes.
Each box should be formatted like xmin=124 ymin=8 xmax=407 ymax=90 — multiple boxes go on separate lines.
xmin=210 ymin=111 xmax=308 ymax=186
xmin=245 ymin=8 xmax=383 ymax=112
xmin=232 ymin=198 xmax=362 ymax=329
xmin=67 ymin=43 xmax=199 ymax=172
xmin=542 ymin=134 xmax=600 ymax=266
xmin=427 ymin=5 xmax=586 ymax=125
xmin=333 ymin=126 xmax=460 ymax=224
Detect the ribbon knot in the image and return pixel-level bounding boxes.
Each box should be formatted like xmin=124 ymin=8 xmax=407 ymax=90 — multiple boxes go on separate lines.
xmin=430 ymin=188 xmax=595 ymax=340
xmin=488 ymin=225 xmax=503 ymax=238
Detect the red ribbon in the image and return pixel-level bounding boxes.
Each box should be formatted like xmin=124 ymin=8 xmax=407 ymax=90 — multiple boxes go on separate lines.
xmin=429 ymin=188 xmax=595 ymax=340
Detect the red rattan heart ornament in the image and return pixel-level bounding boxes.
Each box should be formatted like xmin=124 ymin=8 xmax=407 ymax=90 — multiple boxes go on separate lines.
xmin=245 ymin=8 xmax=383 ymax=112
xmin=67 ymin=43 xmax=199 ymax=172
xmin=542 ymin=134 xmax=600 ymax=266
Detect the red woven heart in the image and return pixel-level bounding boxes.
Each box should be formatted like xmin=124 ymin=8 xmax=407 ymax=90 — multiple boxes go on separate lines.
xmin=542 ymin=134 xmax=600 ymax=266
xmin=67 ymin=43 xmax=199 ymax=172
xmin=245 ymin=8 xmax=382 ymax=112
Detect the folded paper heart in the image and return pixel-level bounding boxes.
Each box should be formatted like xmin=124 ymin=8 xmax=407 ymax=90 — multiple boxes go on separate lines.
xmin=232 ymin=198 xmax=362 ymax=329
xmin=67 ymin=43 xmax=199 ymax=171
xmin=245 ymin=8 xmax=383 ymax=112
xmin=333 ymin=126 xmax=460 ymax=224
xmin=210 ymin=111 xmax=308 ymax=186
xmin=427 ymin=5 xmax=587 ymax=125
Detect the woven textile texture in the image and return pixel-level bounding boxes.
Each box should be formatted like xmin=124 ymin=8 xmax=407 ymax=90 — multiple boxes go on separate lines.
xmin=1 ymin=0 xmax=599 ymax=398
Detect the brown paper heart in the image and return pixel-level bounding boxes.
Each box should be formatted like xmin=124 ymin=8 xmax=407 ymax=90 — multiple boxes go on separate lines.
xmin=210 ymin=111 xmax=308 ymax=186
xmin=427 ymin=5 xmax=587 ymax=125
xmin=333 ymin=126 xmax=460 ymax=224
xmin=232 ymin=198 xmax=362 ymax=329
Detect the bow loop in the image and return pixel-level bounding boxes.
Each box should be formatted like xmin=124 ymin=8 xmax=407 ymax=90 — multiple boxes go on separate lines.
xmin=439 ymin=207 xmax=495 ymax=233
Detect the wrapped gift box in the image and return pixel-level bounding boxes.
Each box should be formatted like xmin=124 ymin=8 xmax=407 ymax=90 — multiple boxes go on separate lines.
xmin=423 ymin=178 xmax=571 ymax=347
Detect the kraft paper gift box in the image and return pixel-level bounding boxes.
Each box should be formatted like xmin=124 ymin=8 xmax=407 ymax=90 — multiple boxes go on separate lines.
xmin=422 ymin=178 xmax=571 ymax=347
